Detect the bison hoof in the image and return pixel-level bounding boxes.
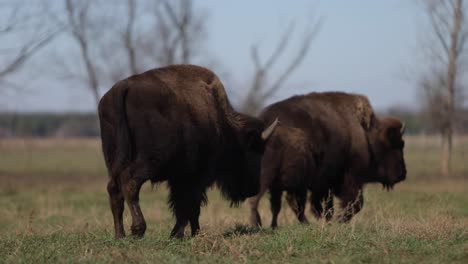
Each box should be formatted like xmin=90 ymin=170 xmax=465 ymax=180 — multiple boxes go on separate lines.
xmin=250 ymin=223 xmax=262 ymax=229
xmin=170 ymin=230 xmax=185 ymax=239
xmin=338 ymin=216 xmax=352 ymax=223
xmin=191 ymin=228 xmax=200 ymax=237
xmin=249 ymin=216 xmax=262 ymax=228
xmin=131 ymin=223 xmax=147 ymax=239
xmin=115 ymin=232 xmax=126 ymax=239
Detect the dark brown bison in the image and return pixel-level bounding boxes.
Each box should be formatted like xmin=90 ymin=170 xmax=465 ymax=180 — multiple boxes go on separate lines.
xmin=249 ymin=125 xmax=318 ymax=228
xmin=249 ymin=92 xmax=406 ymax=227
xmin=98 ymin=64 xmax=278 ymax=239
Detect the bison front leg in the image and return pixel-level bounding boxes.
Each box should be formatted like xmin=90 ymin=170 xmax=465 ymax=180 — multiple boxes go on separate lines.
xmin=189 ymin=190 xmax=206 ymax=237
xmin=311 ymin=190 xmax=334 ymax=221
xmin=169 ymin=200 xmax=203 ymax=238
xmin=269 ymin=188 xmax=283 ymax=229
xmin=286 ymin=189 xmax=309 ymax=224
xmin=168 ymin=181 xmax=206 ymax=239
xmin=170 ymin=217 xmax=188 ymax=239
xmin=168 ymin=192 xmax=188 ymax=238
xmin=338 ymin=188 xmax=363 ymax=223
xmin=189 ymin=211 xmax=200 ymax=237
xmin=107 ymin=179 xmax=125 ymax=239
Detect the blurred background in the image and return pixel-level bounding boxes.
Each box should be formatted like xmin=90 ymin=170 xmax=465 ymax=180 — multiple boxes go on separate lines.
xmin=0 ymin=0 xmax=467 ymax=179
xmin=0 ymin=2 xmax=467 ymax=262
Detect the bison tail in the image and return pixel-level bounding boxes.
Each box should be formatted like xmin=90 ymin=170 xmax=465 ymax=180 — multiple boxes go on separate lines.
xmin=111 ymin=81 xmax=133 ymax=176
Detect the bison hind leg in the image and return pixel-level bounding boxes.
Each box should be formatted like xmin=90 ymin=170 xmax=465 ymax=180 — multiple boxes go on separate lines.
xmin=248 ymin=187 xmax=267 ymax=227
xmin=107 ymin=178 xmax=125 ymax=239
xmin=120 ymin=161 xmax=153 ymax=239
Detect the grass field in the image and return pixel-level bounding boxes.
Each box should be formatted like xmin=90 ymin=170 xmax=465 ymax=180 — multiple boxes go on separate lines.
xmin=0 ymin=137 xmax=467 ymax=263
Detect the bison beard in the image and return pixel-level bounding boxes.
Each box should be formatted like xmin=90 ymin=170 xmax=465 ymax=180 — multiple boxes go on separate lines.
xmin=250 ymin=92 xmax=406 ymax=227
xmin=99 ymin=65 xmax=278 ymax=239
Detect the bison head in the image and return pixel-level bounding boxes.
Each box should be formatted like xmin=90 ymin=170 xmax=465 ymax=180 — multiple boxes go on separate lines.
xmin=217 ymin=117 xmax=279 ymax=204
xmin=371 ymin=117 xmax=407 ymax=190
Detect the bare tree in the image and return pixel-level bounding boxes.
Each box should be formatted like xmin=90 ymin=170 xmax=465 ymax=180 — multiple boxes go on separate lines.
xmin=50 ymin=0 xmax=209 ymax=112
xmin=241 ymin=20 xmax=322 ymax=115
xmin=65 ymin=0 xmax=101 ymax=107
xmin=136 ymin=0 xmax=207 ymax=66
xmin=419 ymin=0 xmax=467 ymax=177
xmin=123 ymin=0 xmax=138 ymax=75
xmin=0 ymin=2 xmax=61 ymax=83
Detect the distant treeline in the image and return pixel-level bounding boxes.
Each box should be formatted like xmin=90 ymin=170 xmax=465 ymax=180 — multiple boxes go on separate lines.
xmin=0 ymin=113 xmax=99 ymax=138
xmin=0 ymin=110 xmax=467 ymax=138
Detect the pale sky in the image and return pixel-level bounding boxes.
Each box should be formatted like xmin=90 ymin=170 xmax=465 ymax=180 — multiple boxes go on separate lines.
xmin=1 ymin=0 xmax=425 ymax=113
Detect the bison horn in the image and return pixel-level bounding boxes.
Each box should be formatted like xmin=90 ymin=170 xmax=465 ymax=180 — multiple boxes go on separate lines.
xmin=261 ymin=118 xmax=279 ymax=140
xmin=400 ymin=122 xmax=406 ymax=134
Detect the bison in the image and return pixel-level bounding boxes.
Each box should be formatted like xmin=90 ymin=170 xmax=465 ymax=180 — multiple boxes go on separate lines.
xmin=249 ymin=92 xmax=406 ymax=227
xmin=249 ymin=125 xmax=318 ymax=228
xmin=98 ymin=64 xmax=278 ymax=239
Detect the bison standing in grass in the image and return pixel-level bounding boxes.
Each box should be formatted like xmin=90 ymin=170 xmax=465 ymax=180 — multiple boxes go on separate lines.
xmin=99 ymin=64 xmax=278 ymax=239
xmin=249 ymin=125 xmax=318 ymax=228
xmin=249 ymin=92 xmax=406 ymax=227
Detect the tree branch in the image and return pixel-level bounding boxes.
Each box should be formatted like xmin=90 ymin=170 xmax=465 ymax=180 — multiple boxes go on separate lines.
xmin=261 ymin=20 xmax=322 ymax=101
xmin=428 ymin=8 xmax=450 ymax=53
xmin=263 ymin=22 xmax=295 ymax=72
xmin=0 ymin=28 xmax=62 ymax=77
xmin=242 ymin=16 xmax=322 ymax=114
xmin=65 ymin=0 xmax=100 ymax=106
xmin=124 ymin=0 xmax=138 ymax=75
xmin=0 ymin=2 xmax=63 ymax=78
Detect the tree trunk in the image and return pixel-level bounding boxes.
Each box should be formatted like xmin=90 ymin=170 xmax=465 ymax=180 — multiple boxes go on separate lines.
xmin=441 ymin=0 xmax=462 ymax=177
xmin=241 ymin=96 xmax=260 ymax=116
xmin=441 ymin=129 xmax=452 ymax=177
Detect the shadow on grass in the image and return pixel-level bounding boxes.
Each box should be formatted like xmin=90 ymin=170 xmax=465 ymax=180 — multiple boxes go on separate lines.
xmin=223 ymin=224 xmax=272 ymax=238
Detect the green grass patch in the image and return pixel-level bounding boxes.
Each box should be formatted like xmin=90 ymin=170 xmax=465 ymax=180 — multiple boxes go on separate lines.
xmin=0 ymin=138 xmax=467 ymax=263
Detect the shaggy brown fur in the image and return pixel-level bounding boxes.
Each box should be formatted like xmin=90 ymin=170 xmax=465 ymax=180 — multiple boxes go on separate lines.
xmin=99 ymin=64 xmax=278 ymax=239
xmin=249 ymin=125 xmax=318 ymax=227
xmin=250 ymin=91 xmax=406 ymax=227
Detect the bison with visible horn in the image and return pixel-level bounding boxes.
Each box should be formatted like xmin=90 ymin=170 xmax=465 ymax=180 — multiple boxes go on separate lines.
xmin=249 ymin=92 xmax=406 ymax=227
xmin=99 ymin=64 xmax=278 ymax=239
